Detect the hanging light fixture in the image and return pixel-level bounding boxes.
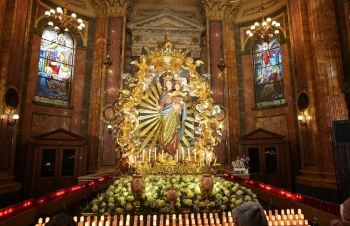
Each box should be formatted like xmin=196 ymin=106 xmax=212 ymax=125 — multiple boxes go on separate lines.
xmin=246 ymin=2 xmax=280 ymax=42
xmin=44 ymin=0 xmax=85 ymax=34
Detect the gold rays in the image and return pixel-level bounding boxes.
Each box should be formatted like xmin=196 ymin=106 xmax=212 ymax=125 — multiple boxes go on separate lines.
xmin=138 ymin=82 xmax=195 ymax=149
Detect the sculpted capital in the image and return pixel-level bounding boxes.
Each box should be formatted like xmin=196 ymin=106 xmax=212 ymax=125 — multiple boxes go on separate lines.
xmin=202 ymin=0 xmax=241 ymax=20
xmin=90 ymin=0 xmax=133 ymax=15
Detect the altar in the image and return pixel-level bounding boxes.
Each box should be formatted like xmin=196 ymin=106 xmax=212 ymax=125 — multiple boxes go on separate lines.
xmin=81 ymin=34 xmax=257 ymax=215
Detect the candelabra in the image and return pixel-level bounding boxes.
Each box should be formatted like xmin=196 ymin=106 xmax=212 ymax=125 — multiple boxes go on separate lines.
xmin=44 ymin=0 xmax=85 ymax=34
xmin=246 ymin=5 xmax=280 ymax=42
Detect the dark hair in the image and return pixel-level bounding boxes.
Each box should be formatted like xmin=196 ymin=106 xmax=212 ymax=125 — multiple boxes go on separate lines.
xmin=46 ymin=213 xmax=76 ymax=226
xmin=232 ymin=201 xmax=267 ymax=226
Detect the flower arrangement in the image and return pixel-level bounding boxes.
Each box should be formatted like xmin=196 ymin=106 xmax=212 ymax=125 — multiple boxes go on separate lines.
xmin=242 ymin=156 xmax=250 ymax=169
xmin=81 ymin=175 xmax=258 ymax=215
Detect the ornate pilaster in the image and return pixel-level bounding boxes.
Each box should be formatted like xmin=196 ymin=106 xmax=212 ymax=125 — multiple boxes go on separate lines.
xmin=90 ymin=0 xmax=133 ymax=15
xmin=202 ymin=0 xmax=241 ymax=168
xmin=201 ymin=0 xmax=241 ymax=20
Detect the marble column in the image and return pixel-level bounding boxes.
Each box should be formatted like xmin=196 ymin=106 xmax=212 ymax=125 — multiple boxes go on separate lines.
xmin=294 ymin=0 xmax=348 ymax=191
xmin=86 ymin=15 xmax=108 ymax=172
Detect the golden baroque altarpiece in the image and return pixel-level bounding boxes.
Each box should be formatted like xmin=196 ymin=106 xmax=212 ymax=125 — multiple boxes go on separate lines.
xmin=112 ymin=34 xmax=223 ymax=175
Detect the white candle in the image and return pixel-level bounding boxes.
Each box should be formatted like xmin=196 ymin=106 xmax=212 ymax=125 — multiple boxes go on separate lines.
xmin=182 ymin=149 xmax=184 ymax=161
xmin=154 ymin=148 xmax=157 ymax=161
xmin=162 ymin=149 xmax=164 ymax=161
xmin=142 ymin=149 xmax=145 ymax=163
xmin=188 ymin=149 xmax=190 ymax=161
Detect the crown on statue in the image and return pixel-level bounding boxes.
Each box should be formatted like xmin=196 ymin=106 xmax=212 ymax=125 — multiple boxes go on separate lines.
xmin=144 ymin=33 xmax=191 ymax=73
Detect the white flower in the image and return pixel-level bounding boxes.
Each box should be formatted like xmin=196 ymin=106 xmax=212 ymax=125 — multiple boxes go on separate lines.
xmin=220 ymin=205 xmax=227 ymax=210
xmin=244 ymin=195 xmax=251 ymax=201
xmin=126 ymin=203 xmax=133 ymax=210
xmin=236 ymin=198 xmax=243 ymax=205
xmin=236 ymin=190 xmax=243 ymax=196
xmin=92 ymin=205 xmax=98 ymax=212
xmin=116 ymin=208 xmax=123 ymax=214
xmin=157 ymin=200 xmax=165 ymax=207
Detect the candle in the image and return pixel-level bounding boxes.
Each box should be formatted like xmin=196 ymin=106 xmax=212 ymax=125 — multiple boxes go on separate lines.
xmin=182 ymin=149 xmax=185 ymax=161
xmin=176 ymin=149 xmax=179 ymax=162
xmin=142 ymin=149 xmax=145 ymax=163
xmin=162 ymin=149 xmax=164 ymax=161
xmin=154 ymin=148 xmax=157 ymax=161
xmin=149 ymin=149 xmax=151 ymax=162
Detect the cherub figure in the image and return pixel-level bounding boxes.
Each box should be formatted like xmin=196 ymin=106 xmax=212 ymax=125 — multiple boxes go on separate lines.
xmin=182 ymin=57 xmax=204 ymax=81
xmin=130 ymin=55 xmax=148 ymax=84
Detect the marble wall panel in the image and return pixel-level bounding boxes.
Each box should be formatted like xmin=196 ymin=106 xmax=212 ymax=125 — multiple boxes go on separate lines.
xmin=106 ymin=17 xmax=123 ymax=103
xmin=102 ymin=125 xmax=116 ymax=166
xmin=254 ymin=114 xmax=288 ymax=137
xmin=209 ymin=21 xmax=224 ymax=104
xmin=0 ymin=118 xmax=15 ymax=170
xmin=30 ymin=113 xmax=71 ymax=137
xmin=8 ymin=0 xmax=28 ymax=86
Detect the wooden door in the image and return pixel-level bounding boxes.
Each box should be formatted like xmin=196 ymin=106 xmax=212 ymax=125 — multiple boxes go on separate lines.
xmin=35 ymin=146 xmax=78 ymax=197
xmin=262 ymin=146 xmax=280 ymax=188
xmin=57 ymin=147 xmax=78 ymax=189
xmin=246 ymin=145 xmax=281 ymax=188
xmin=35 ymin=146 xmax=59 ymax=197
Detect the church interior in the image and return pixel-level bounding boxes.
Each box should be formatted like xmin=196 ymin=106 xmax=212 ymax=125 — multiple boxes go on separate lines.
xmin=0 ymin=0 xmax=350 ymax=225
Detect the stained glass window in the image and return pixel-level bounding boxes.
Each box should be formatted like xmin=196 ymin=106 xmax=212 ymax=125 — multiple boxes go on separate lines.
xmin=35 ymin=27 xmax=75 ymax=106
xmin=253 ymin=39 xmax=285 ymax=108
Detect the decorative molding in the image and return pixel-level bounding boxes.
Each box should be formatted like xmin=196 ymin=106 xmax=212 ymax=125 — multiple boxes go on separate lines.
xmin=241 ymin=0 xmax=282 ymax=17
xmin=201 ymin=0 xmax=241 ymax=20
xmin=135 ymin=8 xmax=199 ymax=19
xmin=131 ymin=46 xmax=143 ymax=56
xmin=89 ymin=0 xmax=133 ymax=15
xmin=254 ymin=114 xmax=289 ymax=138
xmin=70 ymin=0 xmax=88 ymax=9
xmin=191 ymin=48 xmax=202 ymax=58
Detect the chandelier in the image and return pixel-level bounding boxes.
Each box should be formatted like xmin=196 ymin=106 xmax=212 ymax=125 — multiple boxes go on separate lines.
xmin=246 ymin=5 xmax=280 ymax=42
xmin=44 ymin=0 xmax=85 ymax=34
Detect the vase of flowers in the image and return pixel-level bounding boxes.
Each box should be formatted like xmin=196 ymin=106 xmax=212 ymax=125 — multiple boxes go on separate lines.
xmin=242 ymin=155 xmax=250 ymax=170
xmin=200 ymin=174 xmax=214 ymax=212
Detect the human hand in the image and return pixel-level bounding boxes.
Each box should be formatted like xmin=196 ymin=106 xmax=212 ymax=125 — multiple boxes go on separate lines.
xmin=330 ymin=219 xmax=347 ymax=226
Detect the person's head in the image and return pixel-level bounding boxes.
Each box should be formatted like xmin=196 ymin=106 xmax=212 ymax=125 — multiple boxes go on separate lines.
xmin=341 ymin=198 xmax=350 ymax=224
xmin=165 ymin=79 xmax=173 ymax=91
xmin=46 ymin=213 xmax=76 ymax=226
xmin=232 ymin=201 xmax=267 ymax=226
xmin=273 ymin=67 xmax=279 ymax=73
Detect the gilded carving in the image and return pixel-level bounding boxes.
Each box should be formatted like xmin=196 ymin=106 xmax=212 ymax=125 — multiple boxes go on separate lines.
xmin=201 ymin=0 xmax=241 ymax=20
xmin=89 ymin=0 xmax=133 ymax=15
